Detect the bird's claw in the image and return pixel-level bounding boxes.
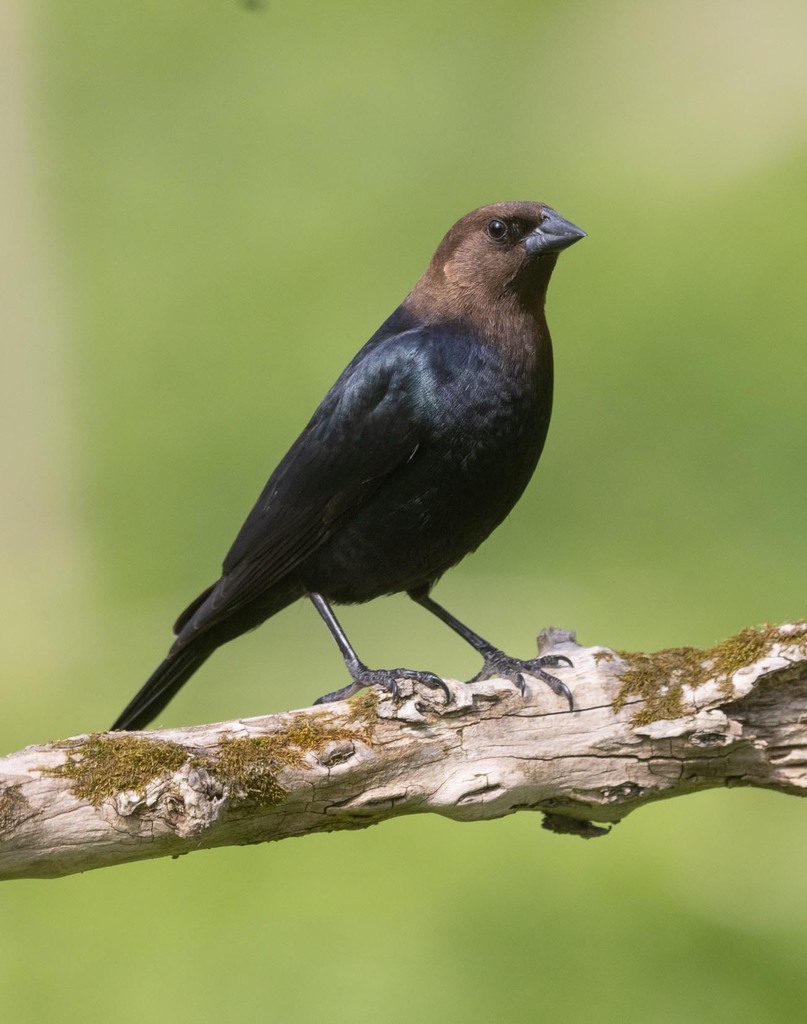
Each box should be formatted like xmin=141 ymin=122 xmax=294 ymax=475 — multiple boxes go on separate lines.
xmin=471 ymin=651 xmax=574 ymax=710
xmin=313 ymin=681 xmax=366 ymax=705
xmin=527 ymin=662 xmax=574 ymax=709
xmin=384 ymin=668 xmax=451 ymax=703
xmin=314 ymin=666 xmax=450 ymax=706
xmin=536 ymin=654 xmax=574 ymax=670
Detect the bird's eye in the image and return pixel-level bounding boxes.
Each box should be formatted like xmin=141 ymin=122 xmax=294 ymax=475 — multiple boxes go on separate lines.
xmin=486 ymin=218 xmax=508 ymax=241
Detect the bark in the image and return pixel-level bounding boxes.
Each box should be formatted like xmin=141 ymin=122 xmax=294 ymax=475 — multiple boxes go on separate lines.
xmin=1 ymin=620 xmax=806 ymax=880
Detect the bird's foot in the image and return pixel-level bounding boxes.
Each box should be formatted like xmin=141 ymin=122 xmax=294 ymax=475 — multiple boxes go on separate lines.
xmin=314 ymin=666 xmax=451 ymax=705
xmin=471 ymin=649 xmax=574 ymax=710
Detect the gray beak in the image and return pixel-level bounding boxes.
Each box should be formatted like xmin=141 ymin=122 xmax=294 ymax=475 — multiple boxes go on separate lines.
xmin=525 ymin=208 xmax=586 ymax=256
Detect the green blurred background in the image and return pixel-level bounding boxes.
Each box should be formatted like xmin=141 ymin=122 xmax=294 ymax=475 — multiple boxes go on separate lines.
xmin=3 ymin=1 xmax=807 ymax=1020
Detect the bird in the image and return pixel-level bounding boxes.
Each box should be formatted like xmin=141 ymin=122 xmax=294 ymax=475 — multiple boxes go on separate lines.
xmin=111 ymin=201 xmax=585 ymax=731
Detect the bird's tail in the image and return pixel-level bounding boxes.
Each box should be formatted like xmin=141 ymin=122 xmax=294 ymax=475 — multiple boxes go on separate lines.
xmin=110 ymin=640 xmax=215 ymax=731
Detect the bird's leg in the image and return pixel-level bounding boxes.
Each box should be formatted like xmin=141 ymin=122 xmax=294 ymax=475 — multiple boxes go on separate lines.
xmin=308 ymin=592 xmax=450 ymax=705
xmin=408 ymin=588 xmax=574 ymax=710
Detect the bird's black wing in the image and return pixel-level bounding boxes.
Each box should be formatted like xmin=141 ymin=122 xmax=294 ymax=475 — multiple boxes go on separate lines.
xmin=176 ymin=321 xmax=451 ymax=638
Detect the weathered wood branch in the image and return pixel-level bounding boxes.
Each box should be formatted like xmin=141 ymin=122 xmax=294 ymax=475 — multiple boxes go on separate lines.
xmin=2 ymin=620 xmax=806 ymax=880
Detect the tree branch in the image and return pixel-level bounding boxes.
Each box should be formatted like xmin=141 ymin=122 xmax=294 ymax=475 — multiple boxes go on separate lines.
xmin=2 ymin=620 xmax=806 ymax=880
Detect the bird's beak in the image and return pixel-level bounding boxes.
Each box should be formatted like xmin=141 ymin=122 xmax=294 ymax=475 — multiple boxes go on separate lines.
xmin=525 ymin=208 xmax=586 ymax=256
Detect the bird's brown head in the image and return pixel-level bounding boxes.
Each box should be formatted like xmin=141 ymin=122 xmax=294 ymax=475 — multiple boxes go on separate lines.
xmin=408 ymin=201 xmax=585 ymax=326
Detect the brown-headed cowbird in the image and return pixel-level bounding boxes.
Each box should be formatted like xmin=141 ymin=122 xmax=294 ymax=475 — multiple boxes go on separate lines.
xmin=111 ymin=202 xmax=585 ymax=730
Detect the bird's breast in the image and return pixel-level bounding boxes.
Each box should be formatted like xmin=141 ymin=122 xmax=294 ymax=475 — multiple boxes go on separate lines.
xmin=302 ymin=338 xmax=552 ymax=602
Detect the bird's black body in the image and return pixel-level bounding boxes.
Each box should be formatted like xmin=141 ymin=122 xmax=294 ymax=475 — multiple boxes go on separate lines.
xmin=275 ymin=308 xmax=552 ymax=604
xmin=112 ymin=202 xmax=584 ymax=730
